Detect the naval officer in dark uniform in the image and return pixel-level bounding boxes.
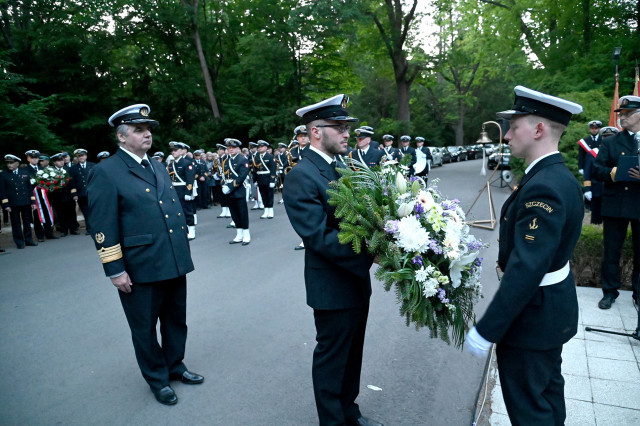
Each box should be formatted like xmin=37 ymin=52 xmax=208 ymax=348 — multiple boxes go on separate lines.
xmin=87 ymin=104 xmax=203 ymax=406
xmin=222 ymin=138 xmax=251 ymax=245
xmin=254 ymin=140 xmax=277 ymax=219
xmin=380 ymin=134 xmax=399 ymax=163
xmin=349 ymin=126 xmax=384 ymax=169
xmin=25 ymin=149 xmax=57 ymax=241
xmin=168 ymin=141 xmax=197 ymax=240
xmin=465 ymin=86 xmax=584 ymax=425
xmin=283 ymin=94 xmax=382 ymax=426
xmin=69 ymin=148 xmax=95 ymax=234
xmin=398 ymin=135 xmax=416 ymax=175
xmin=578 ymin=120 xmax=602 ymax=175
xmin=592 ymin=95 xmax=640 ymax=311
xmin=1 ymin=154 xmax=37 ymax=249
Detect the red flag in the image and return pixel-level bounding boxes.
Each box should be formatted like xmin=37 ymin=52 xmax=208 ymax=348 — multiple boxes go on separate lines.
xmin=634 ymin=65 xmax=639 ymax=96
xmin=609 ymin=72 xmax=622 ymax=130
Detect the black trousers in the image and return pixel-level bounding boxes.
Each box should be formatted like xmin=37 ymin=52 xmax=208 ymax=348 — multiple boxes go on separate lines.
xmin=9 ymin=205 xmax=34 ymax=247
xmin=258 ymin=185 xmax=274 ymax=208
xmin=77 ymin=196 xmax=89 ymax=226
xmin=228 ymin=197 xmax=249 ymax=229
xmin=312 ymin=303 xmax=369 ymax=426
xmin=601 ymin=216 xmax=640 ymax=300
xmin=118 ymin=275 xmax=188 ymax=391
xmin=590 ymin=196 xmax=602 ymax=225
xmin=177 ymin=193 xmax=195 ymax=226
xmin=51 ymin=197 xmax=78 ymax=233
xmin=496 ymin=344 xmax=565 ymax=426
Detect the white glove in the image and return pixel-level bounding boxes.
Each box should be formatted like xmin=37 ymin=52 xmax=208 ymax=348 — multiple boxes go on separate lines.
xmin=213 ymin=173 xmax=219 ymax=180
xmin=578 ymin=169 xmax=584 ymax=175
xmin=185 ymin=194 xmax=194 ymax=201
xmin=222 ymin=185 xmax=231 ymax=195
xmin=269 ymin=182 xmax=275 ymax=188
xmin=464 ymin=326 xmax=492 ymax=358
xmin=584 ymin=191 xmax=592 ymax=201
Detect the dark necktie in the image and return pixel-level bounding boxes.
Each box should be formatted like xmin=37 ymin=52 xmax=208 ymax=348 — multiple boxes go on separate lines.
xmin=140 ymin=159 xmax=155 ymax=182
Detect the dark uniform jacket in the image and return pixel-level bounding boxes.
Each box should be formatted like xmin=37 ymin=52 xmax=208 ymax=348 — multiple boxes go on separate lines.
xmin=50 ymin=166 xmax=74 ymax=202
xmin=222 ymin=153 xmax=250 ymax=199
xmin=399 ymin=146 xmax=417 ymax=172
xmin=583 ymin=152 xmax=603 ymax=197
xmin=592 ymin=130 xmax=640 ymax=218
xmin=578 ymin=133 xmax=602 ymax=171
xmin=380 ymin=146 xmax=399 ymax=162
xmin=283 ymin=149 xmax=373 ymax=310
xmin=476 ymin=153 xmax=583 ymax=350
xmin=276 ymin=151 xmax=289 ymax=172
xmin=1 ymin=168 xmax=35 ymax=208
xmin=87 ymin=149 xmax=194 ymax=283
xmin=348 ymin=146 xmax=384 ymax=169
xmin=290 ymin=145 xmax=309 ymax=163
xmin=69 ymin=161 xmax=95 ymax=197
xmin=169 ymin=156 xmax=197 ymax=199
xmin=253 ymin=152 xmax=276 ymax=186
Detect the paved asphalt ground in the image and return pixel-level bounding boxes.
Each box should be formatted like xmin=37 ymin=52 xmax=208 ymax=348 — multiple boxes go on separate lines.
xmin=0 ymin=158 xmax=513 ymax=425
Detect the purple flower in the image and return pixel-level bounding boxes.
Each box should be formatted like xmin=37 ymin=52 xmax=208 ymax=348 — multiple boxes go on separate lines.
xmin=412 ymin=255 xmax=423 ymax=266
xmin=437 ymin=288 xmax=449 ymax=304
xmin=414 ymin=202 xmax=425 ymax=215
xmin=409 ymin=176 xmax=419 ymax=183
xmin=429 ymin=239 xmax=443 ymax=254
xmin=384 ymin=220 xmax=399 ymax=234
xmin=467 ymin=240 xmax=483 ymax=251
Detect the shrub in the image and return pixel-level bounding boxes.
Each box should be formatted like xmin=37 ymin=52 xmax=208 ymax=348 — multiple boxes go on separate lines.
xmin=571 ymin=224 xmax=634 ymax=289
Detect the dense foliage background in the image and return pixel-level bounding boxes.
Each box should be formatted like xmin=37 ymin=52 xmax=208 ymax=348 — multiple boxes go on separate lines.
xmin=1 ymin=0 xmax=639 ymax=173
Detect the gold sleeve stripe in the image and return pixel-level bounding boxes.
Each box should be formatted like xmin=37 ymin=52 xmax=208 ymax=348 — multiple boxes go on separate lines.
xmin=70 ymin=188 xmax=77 ymax=193
xmin=2 ymin=198 xmax=8 ymax=203
xmin=98 ymin=244 xmax=123 ymax=264
xmin=583 ymin=180 xmax=591 ymax=186
xmin=31 ymin=196 xmax=36 ymax=200
xmin=610 ymin=167 xmax=617 ymax=182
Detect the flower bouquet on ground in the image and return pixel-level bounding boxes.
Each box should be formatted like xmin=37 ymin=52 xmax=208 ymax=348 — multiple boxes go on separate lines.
xmin=328 ymin=159 xmax=486 ymax=348
xmin=33 ymin=166 xmax=71 ymax=191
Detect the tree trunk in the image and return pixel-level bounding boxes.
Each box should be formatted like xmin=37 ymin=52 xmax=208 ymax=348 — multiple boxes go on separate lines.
xmin=454 ymin=98 xmax=464 ymax=146
xmin=396 ymin=78 xmax=411 ymax=136
xmin=185 ymin=0 xmax=221 ymax=120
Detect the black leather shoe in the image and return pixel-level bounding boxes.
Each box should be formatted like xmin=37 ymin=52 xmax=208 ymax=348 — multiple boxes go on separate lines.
xmin=46 ymin=234 xmax=59 ymax=240
xmin=171 ymin=371 xmax=204 ymax=385
xmin=350 ymin=416 xmax=384 ymax=426
xmin=598 ymin=295 xmax=615 ymax=310
xmin=38 ymin=238 xmax=45 ymax=242
xmin=226 ymin=224 xmax=236 ymax=228
xmin=242 ymin=241 xmax=250 ymax=246
xmin=25 ymin=241 xmax=38 ymax=246
xmin=229 ymin=239 xmax=242 ymax=244
xmin=294 ymin=245 xmax=305 ymax=251
xmin=60 ymin=232 xmax=68 ymax=237
xmin=17 ymin=245 xmax=25 ymax=249
xmin=153 ymin=386 xmax=178 ymax=405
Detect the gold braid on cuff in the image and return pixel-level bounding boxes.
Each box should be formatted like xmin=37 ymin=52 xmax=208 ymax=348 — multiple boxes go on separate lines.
xmin=98 ymin=244 xmax=123 ymax=263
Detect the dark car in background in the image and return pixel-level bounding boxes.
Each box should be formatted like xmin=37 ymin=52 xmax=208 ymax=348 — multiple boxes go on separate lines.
xmin=447 ymin=146 xmax=468 ymax=162
xmin=465 ymin=144 xmax=483 ymax=160
xmin=439 ymin=147 xmax=453 ymax=163
xmin=487 ymin=146 xmax=512 ymax=170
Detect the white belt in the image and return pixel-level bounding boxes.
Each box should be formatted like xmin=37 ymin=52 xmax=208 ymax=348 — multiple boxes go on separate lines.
xmin=256 ymin=171 xmax=270 ymax=175
xmin=539 ymin=261 xmax=570 ymax=287
xmin=224 ymin=179 xmax=233 ymax=184
xmin=173 ymin=182 xmax=186 ymax=186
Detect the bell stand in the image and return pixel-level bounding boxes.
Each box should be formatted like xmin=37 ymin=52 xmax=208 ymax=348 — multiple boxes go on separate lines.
xmin=465 ymin=121 xmax=507 ymax=230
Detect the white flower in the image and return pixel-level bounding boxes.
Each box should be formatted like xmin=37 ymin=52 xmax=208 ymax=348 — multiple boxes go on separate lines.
xmin=30 ymin=178 xmax=36 ymax=185
xmin=422 ymin=278 xmax=438 ymax=298
xmin=395 ymin=171 xmax=407 ymax=193
xmin=397 ymin=202 xmax=413 ymax=217
xmin=417 ymin=190 xmax=435 ymax=210
xmin=415 ymin=267 xmax=429 ymax=283
xmin=395 ymin=215 xmax=430 ymax=252
xmin=449 ymin=252 xmax=478 ymax=288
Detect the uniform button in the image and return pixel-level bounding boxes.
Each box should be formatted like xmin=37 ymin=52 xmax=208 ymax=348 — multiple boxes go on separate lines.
xmin=178 ymin=213 xmax=181 ymax=216
xmin=146 ymin=188 xmax=150 ymax=192
xmin=170 ymin=186 xmax=173 ymax=189
xmin=181 ymin=226 xmax=184 ymax=230
xmin=172 ymin=199 xmax=175 ymax=202
xmin=625 ymin=187 xmax=629 ymax=190
xmin=165 ymin=214 xmax=169 ymax=218
xmin=169 ymin=229 xmax=173 ymax=233
xmin=159 ymin=201 xmax=163 ymax=204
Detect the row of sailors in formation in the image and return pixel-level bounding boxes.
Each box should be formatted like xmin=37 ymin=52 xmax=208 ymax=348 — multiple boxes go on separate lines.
xmin=1 ymin=125 xmax=430 ymax=250
xmin=1 ymin=149 xmax=98 ymax=250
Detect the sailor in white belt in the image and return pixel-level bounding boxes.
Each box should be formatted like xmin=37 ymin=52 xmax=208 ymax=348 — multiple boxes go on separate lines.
xmin=464 ymin=86 xmax=584 ymax=425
